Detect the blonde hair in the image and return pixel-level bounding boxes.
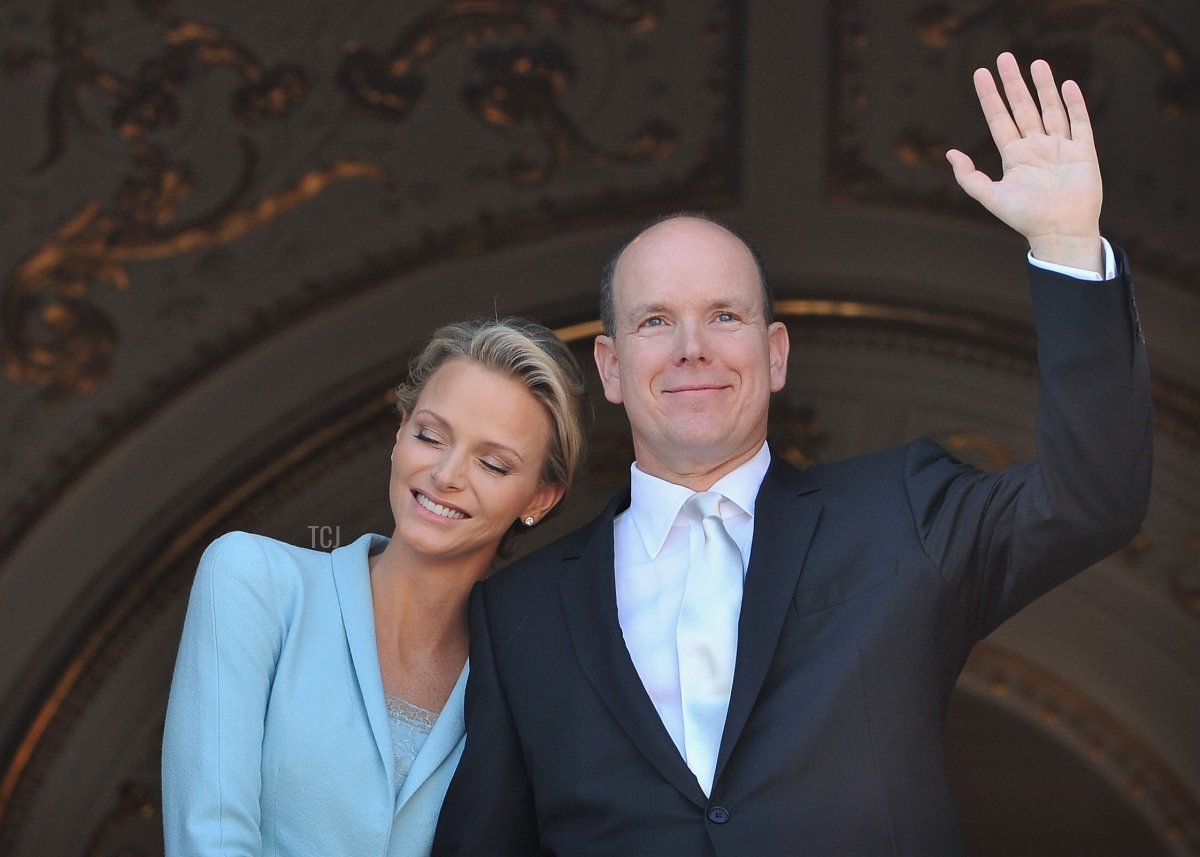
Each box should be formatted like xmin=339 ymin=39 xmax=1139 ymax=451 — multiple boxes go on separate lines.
xmin=395 ymin=318 xmax=588 ymax=498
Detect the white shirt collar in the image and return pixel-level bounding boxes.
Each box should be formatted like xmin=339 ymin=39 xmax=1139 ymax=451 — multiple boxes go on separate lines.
xmin=625 ymin=442 xmax=772 ymax=559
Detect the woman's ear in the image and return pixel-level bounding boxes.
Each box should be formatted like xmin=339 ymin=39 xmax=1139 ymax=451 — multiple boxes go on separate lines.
xmin=521 ymin=482 xmax=566 ymax=526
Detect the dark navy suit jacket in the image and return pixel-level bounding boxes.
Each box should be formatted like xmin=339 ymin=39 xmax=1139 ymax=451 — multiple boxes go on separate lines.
xmin=433 ymin=256 xmax=1152 ymax=857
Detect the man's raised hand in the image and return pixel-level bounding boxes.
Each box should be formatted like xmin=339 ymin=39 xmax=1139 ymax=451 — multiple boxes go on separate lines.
xmin=946 ymin=52 xmax=1104 ymax=273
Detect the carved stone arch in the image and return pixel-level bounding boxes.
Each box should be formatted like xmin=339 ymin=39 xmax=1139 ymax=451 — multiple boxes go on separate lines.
xmin=4 ymin=0 xmax=1200 ymax=854
xmin=3 ymin=289 xmax=1199 ymax=855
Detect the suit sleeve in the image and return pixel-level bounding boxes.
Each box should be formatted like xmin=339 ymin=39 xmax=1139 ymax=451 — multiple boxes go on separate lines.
xmin=906 ymin=249 xmax=1152 ymax=637
xmin=432 ymin=583 xmax=547 ymax=856
xmin=161 ymin=532 xmax=286 ymax=856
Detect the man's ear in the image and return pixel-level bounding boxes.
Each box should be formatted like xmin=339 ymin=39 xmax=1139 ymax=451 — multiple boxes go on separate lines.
xmin=593 ymin=335 xmax=624 ymax=405
xmin=767 ymin=321 xmax=790 ymax=392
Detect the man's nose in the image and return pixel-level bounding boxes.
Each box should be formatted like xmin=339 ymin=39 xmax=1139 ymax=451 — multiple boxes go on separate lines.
xmin=674 ymin=320 xmax=708 ymax=363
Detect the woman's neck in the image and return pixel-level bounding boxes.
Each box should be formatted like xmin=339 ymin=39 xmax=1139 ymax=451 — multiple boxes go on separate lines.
xmin=367 ymin=540 xmax=483 ymax=709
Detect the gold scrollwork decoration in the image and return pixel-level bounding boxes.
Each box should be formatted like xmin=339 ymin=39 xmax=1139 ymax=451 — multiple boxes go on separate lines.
xmin=2 ymin=153 xmax=391 ymax=400
xmin=964 ymin=643 xmax=1200 ymax=852
xmin=911 ymin=0 xmax=1197 ymax=119
xmin=339 ymin=0 xmax=659 ymax=121
xmin=2 ymin=0 xmax=393 ymax=399
xmin=338 ymin=0 xmax=678 ymax=185
xmin=2 ymin=0 xmax=310 ymax=173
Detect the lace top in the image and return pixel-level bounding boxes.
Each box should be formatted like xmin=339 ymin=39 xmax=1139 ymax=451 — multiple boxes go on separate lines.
xmin=384 ymin=693 xmax=438 ymax=794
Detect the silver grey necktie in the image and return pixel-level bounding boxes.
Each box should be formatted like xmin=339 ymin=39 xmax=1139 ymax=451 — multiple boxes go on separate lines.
xmin=676 ymin=491 xmax=743 ymax=796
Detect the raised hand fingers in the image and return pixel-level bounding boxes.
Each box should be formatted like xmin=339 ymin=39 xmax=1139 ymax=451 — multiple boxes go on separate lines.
xmin=1061 ymin=78 xmax=1095 ymax=147
xmin=1030 ymin=59 xmax=1069 ymax=137
xmin=952 ymin=53 xmax=1103 ymax=251
xmin=975 ymin=53 xmax=1090 ymax=147
xmin=973 ymin=64 xmax=1020 ymax=152
xmin=996 ymin=52 xmax=1045 ymax=137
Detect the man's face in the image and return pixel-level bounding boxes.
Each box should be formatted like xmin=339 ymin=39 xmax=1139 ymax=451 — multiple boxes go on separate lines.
xmin=593 ymin=218 xmax=789 ymax=488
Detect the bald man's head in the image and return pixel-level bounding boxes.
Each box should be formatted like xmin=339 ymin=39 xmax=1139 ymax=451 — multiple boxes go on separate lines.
xmin=599 ymin=213 xmax=774 ymax=338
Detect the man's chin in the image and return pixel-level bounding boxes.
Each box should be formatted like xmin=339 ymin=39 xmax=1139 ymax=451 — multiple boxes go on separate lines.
xmin=666 ymin=432 xmax=752 ymax=468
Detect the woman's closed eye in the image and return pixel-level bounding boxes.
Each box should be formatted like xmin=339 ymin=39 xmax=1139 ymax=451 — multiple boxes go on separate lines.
xmin=480 ymin=458 xmax=512 ymax=476
xmin=414 ymin=428 xmax=445 ymax=445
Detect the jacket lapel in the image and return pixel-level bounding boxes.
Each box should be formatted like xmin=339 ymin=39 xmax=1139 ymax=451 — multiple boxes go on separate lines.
xmin=330 ymin=533 xmax=396 ymax=789
xmin=558 ymin=493 xmax=709 ymax=808
xmin=395 ymin=662 xmax=467 ymax=810
xmin=714 ymin=459 xmax=821 ymax=784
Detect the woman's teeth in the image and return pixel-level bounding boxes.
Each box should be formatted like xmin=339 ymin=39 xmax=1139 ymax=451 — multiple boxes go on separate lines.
xmin=416 ymin=492 xmax=466 ymax=519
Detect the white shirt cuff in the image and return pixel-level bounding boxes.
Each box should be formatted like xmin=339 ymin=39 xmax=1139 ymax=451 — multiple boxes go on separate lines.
xmin=1027 ymin=238 xmax=1116 ymax=281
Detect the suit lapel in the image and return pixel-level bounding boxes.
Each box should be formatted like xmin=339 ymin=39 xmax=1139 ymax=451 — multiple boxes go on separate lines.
xmin=330 ymin=534 xmax=396 ymax=790
xmin=558 ymin=493 xmax=709 ymax=808
xmin=395 ymin=662 xmax=467 ymax=810
xmin=715 ymin=459 xmax=821 ymax=783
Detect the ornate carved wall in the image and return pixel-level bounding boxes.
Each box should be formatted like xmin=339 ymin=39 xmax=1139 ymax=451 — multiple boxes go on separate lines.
xmin=0 ymin=0 xmax=740 ymax=562
xmin=1 ymin=1 xmax=1198 ymax=855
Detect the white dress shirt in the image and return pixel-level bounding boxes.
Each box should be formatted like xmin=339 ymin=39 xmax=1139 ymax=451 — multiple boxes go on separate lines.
xmin=614 ymin=442 xmax=770 ymax=764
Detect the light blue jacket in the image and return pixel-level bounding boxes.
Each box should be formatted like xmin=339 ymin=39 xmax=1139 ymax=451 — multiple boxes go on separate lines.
xmin=162 ymin=531 xmax=467 ymax=856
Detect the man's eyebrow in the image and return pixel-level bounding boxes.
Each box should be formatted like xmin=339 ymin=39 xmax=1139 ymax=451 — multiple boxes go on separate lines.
xmin=624 ymin=302 xmax=670 ymax=319
xmin=625 ymin=299 xmax=755 ymax=319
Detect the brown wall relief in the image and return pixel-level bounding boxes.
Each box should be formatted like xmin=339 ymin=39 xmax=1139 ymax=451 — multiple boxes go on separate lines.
xmin=2 ymin=0 xmax=725 ymax=401
xmin=0 ymin=0 xmax=742 ymax=565
xmin=828 ymin=0 xmax=1200 ymax=291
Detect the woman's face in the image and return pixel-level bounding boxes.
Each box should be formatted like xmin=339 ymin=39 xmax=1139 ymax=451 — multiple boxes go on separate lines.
xmin=388 ymin=358 xmax=564 ymax=572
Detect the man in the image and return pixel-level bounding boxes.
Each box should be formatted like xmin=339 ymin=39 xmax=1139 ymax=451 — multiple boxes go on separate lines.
xmin=433 ymin=53 xmax=1151 ymax=855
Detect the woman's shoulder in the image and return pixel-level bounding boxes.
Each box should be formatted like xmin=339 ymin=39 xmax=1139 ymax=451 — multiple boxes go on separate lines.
xmin=194 ymin=531 xmax=384 ymax=607
xmin=194 ymin=531 xmax=339 ymax=598
xmin=201 ymin=530 xmax=324 ymax=563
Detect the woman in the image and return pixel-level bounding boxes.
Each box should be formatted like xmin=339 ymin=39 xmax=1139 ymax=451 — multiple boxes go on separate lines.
xmin=161 ymin=318 xmax=588 ymax=856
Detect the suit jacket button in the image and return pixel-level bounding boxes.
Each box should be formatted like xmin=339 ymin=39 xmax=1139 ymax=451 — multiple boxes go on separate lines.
xmin=707 ymin=806 xmax=730 ymax=824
